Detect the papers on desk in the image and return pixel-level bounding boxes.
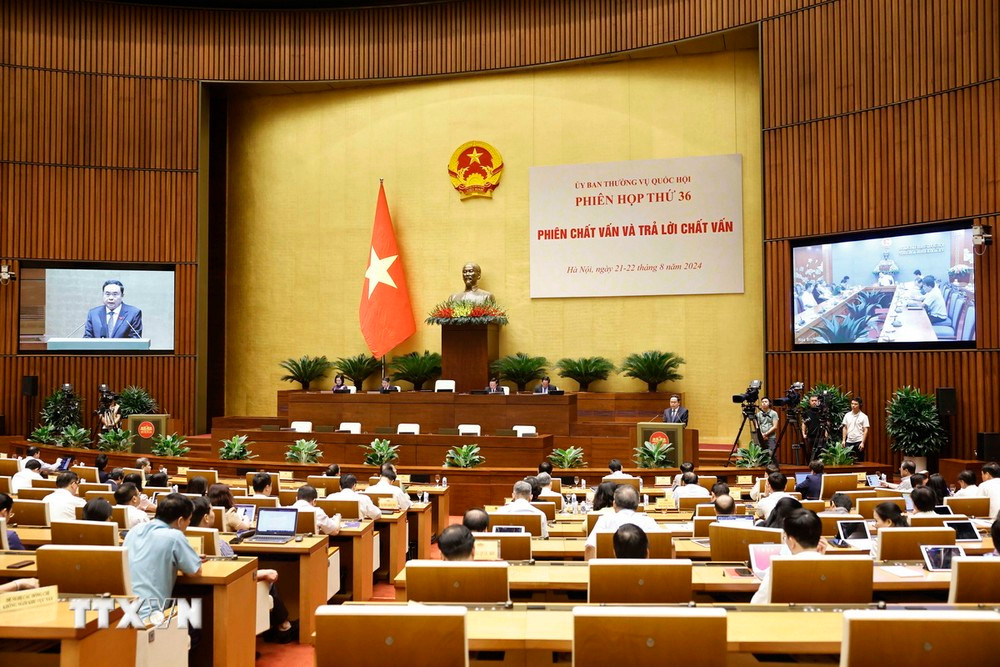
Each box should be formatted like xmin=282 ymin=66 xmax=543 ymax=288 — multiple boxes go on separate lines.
xmin=879 ymin=565 xmax=924 ymax=578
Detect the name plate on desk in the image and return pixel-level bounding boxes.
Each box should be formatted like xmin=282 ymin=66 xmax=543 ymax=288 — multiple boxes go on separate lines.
xmin=279 ymin=471 xmax=294 ymax=480
xmin=654 ymin=476 xmax=672 ymax=486
xmin=655 ymin=497 xmax=671 ymax=510
xmin=0 ymin=585 xmax=58 ymax=613
xmin=378 ymin=497 xmax=400 ymax=510
xmin=473 ymin=539 xmax=501 ymax=561
xmin=737 ymin=475 xmax=753 ymax=486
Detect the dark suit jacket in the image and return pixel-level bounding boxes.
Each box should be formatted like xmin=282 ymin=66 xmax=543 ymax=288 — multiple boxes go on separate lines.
xmin=83 ymin=303 xmax=143 ymax=338
xmin=663 ymin=406 xmax=689 ymax=425
xmin=533 ymin=385 xmax=558 ymax=394
xmin=795 ymin=473 xmax=823 ymax=500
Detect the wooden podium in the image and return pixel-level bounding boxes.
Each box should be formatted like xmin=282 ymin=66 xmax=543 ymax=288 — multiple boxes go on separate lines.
xmin=440 ymin=324 xmax=499 ymax=393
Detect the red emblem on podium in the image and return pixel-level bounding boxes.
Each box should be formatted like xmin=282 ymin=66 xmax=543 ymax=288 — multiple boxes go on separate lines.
xmin=137 ymin=421 xmax=155 ymax=439
xmin=448 ymin=141 xmax=504 ymax=199
xmin=648 ymin=431 xmax=671 ymax=447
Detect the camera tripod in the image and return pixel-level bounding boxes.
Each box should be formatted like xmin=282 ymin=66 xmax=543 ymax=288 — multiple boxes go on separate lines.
xmin=775 ymin=411 xmax=802 ymax=465
xmin=725 ymin=404 xmax=764 ymax=467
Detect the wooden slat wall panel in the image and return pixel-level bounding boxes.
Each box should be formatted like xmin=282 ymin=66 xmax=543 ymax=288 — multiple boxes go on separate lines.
xmin=763 ymin=0 xmax=1000 ymax=128
xmin=764 ymin=81 xmax=1000 ymax=239
xmin=0 ymin=68 xmax=198 ymax=169
xmin=0 ymin=164 xmax=197 ymax=261
xmin=766 ymin=351 xmax=1000 ymax=463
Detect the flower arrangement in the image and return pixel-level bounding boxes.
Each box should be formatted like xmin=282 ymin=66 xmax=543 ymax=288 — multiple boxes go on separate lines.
xmin=426 ymin=299 xmax=509 ymax=326
xmin=948 ymin=263 xmax=972 ymax=277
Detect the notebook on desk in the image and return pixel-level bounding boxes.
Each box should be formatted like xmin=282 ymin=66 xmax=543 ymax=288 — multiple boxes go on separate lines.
xmin=246 ymin=507 xmax=297 ymax=544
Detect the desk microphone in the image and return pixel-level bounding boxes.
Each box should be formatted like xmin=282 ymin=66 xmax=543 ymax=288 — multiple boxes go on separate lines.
xmin=230 ymin=529 xmax=255 ymax=544
xmin=62 ymin=321 xmax=86 ymax=338
xmin=123 ymin=318 xmax=143 ymax=339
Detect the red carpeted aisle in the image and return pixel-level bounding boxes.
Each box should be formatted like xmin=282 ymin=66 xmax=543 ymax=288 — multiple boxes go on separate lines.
xmin=255 ymin=516 xmax=455 ymax=665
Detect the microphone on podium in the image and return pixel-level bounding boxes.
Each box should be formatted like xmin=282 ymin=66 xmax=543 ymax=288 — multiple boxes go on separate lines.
xmin=62 ymin=321 xmax=86 ymax=338
xmin=123 ymin=318 xmax=143 ymax=339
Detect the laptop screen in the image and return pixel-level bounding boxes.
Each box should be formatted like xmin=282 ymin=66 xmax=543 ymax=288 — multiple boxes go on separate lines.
xmin=837 ymin=520 xmax=870 ymax=540
xmin=921 ymin=545 xmax=964 ymax=571
xmin=716 ymin=515 xmax=754 ymax=523
xmin=795 ymin=472 xmax=809 ymax=485
xmin=933 ymin=505 xmax=954 ymax=515
xmin=255 ymin=508 xmax=297 ymax=535
xmin=866 ymin=474 xmax=881 ymax=487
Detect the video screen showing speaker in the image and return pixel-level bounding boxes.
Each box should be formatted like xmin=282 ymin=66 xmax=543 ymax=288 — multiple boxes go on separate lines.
xmin=18 ymin=263 xmax=175 ymax=353
xmin=792 ymin=223 xmax=975 ymax=348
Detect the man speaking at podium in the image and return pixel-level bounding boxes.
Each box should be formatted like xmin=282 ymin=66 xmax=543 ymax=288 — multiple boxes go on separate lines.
xmin=83 ymin=280 xmax=143 ymax=338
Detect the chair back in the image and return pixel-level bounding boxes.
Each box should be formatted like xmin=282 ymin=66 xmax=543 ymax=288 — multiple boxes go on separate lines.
xmin=573 ymin=607 xmax=727 ymax=667
xmin=241 ymin=496 xmax=280 ymax=510
xmin=840 ymin=610 xmax=1000 ymax=665
xmin=693 ymin=516 xmax=716 ymax=537
xmin=307 ymin=475 xmax=341 ymax=495
xmin=278 ymin=489 xmax=298 ymax=506
xmin=678 ymin=496 xmax=711 ymax=511
xmin=487 ymin=512 xmax=544 ymax=536
xmin=296 ymin=509 xmax=317 ymax=534
xmin=874 ymin=488 xmax=904 ymax=497
xmin=79 ymin=482 xmax=112 ymax=494
xmin=0 ymin=459 xmax=20 ymax=476
xmin=12 ymin=498 xmax=50 ymax=526
xmin=244 ymin=471 xmax=278 ymax=494
xmin=530 ymin=502 xmax=556 ymax=520
xmin=17 ymin=487 xmax=55 ymax=501
xmin=602 ymin=477 xmax=641 ymax=493
xmin=32 ymin=478 xmax=58 ymax=488
xmin=909 ymin=513 xmax=967 ymax=528
xmin=0 ymin=476 xmax=10 ymax=495
xmin=819 ymin=473 xmax=859 ymax=500
xmin=708 ymin=523 xmax=783 ymax=561
xmin=434 ymin=380 xmax=456 ymax=393
xmin=949 ymin=557 xmax=1000 ymax=603
xmin=314 ymin=605 xmax=468 ymax=667
xmin=110 ymin=505 xmax=130 ymax=530
xmin=857 ymin=496 xmax=905 ymax=519
xmin=550 ymin=478 xmax=562 ymax=493
xmin=838 ymin=489 xmax=876 ymax=502
xmin=694 ymin=503 xmax=716 ymax=516
xmin=187 ymin=469 xmax=219 ymax=487
xmin=338 ymin=422 xmax=361 ymax=434
xmin=800 ymin=499 xmax=825 ymax=513
xmin=397 ymin=423 xmax=420 ymax=435
xmin=318 ymin=499 xmax=360 ymax=519
xmin=944 ymin=496 xmax=990 ymax=517
xmin=877 ymin=527 xmax=955 ymax=561
xmin=0 ymin=518 xmax=7 ymax=549
xmin=587 ymin=559 xmax=693 ymax=603
xmin=36 ymin=545 xmax=132 ymax=595
xmin=586 ymin=512 xmax=606 ymax=534
xmin=471 ymin=532 xmax=532 ymax=561
xmin=819 ymin=513 xmax=864 ymax=536
xmin=595 ymin=530 xmax=672 ymax=559
xmin=84 ymin=490 xmax=116 ymax=504
xmin=70 ymin=466 xmax=100 ymax=483
xmin=51 ymin=520 xmax=118 ymax=546
xmin=512 ymin=425 xmax=537 ymax=437
xmin=770 ymin=555 xmax=873 ymax=603
xmin=457 ymin=424 xmax=481 ymax=436
xmin=290 ymin=421 xmax=313 ymax=432
xmin=406 ymin=561 xmax=509 ymax=603
xmin=695 ymin=475 xmax=718 ymax=492
xmin=185 ymin=527 xmax=220 ymax=556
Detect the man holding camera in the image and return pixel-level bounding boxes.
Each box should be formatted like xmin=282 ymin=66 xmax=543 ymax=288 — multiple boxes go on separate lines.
xmin=800 ymin=395 xmax=826 ymax=460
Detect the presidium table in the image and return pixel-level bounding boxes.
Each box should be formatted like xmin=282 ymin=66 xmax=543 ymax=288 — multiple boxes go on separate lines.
xmin=794 ymin=284 xmax=939 ymax=345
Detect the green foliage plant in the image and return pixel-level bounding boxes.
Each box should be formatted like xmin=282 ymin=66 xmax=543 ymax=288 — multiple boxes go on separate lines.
xmin=554 ymin=356 xmax=615 ymax=392
xmin=633 ymin=439 xmax=675 ymax=468
xmin=389 ymin=351 xmax=442 ymax=391
xmin=59 ymin=426 xmax=92 ymax=448
xmin=885 ymin=386 xmax=948 ymax=457
xmin=117 ymin=385 xmax=160 ymax=417
xmin=286 ymin=439 xmax=324 ymax=464
xmin=361 ymin=438 xmax=399 ymax=466
xmin=490 ymin=353 xmax=548 ymax=392
xmin=218 ymin=434 xmax=257 ymax=461
xmin=800 ymin=382 xmax=852 ymax=447
xmin=444 ymin=444 xmax=485 ymax=468
xmin=333 ymin=354 xmax=382 ymax=391
xmin=279 ymin=355 xmax=334 ymax=390
xmin=151 ymin=432 xmax=191 ymax=457
xmin=812 ymin=314 xmax=871 ymax=344
xmin=97 ymin=429 xmax=135 ymax=452
xmin=819 ymin=441 xmax=857 ymax=466
xmin=620 ymin=351 xmax=685 ymax=392
xmin=734 ymin=440 xmax=772 ymax=468
xmin=28 ymin=424 xmax=60 ymax=445
xmin=548 ymin=446 xmax=587 ymax=469
xmin=40 ymin=388 xmax=83 ymax=432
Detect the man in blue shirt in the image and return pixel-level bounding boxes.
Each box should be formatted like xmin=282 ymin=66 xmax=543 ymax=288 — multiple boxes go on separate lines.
xmin=123 ymin=493 xmax=202 ymax=619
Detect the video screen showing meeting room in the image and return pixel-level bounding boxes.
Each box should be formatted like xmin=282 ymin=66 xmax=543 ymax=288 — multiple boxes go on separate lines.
xmin=793 ymin=227 xmax=975 ymax=346
xmin=18 ymin=265 xmax=175 ymax=352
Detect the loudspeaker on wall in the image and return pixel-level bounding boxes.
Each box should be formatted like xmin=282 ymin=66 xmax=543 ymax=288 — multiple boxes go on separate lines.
xmin=976 ymin=433 xmax=1000 ymax=462
xmin=935 ymin=387 xmax=956 ymax=417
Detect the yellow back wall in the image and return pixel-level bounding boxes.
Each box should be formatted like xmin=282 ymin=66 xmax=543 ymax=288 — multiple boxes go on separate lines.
xmin=225 ymin=49 xmax=763 ymax=441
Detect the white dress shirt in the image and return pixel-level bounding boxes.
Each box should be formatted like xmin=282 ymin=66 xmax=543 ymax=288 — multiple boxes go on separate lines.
xmin=672 ymin=482 xmax=711 ymax=508
xmin=604 ymin=470 xmax=633 ymax=479
xmin=43 ymin=488 xmax=86 ymax=523
xmin=751 ymin=549 xmax=823 ymax=604
xmin=327 ymin=488 xmax=382 ymax=520
xmin=954 ymin=484 xmax=979 ymax=497
xmin=495 ymin=497 xmax=549 ymax=537
xmin=756 ymin=491 xmax=793 ymax=520
xmin=366 ymin=478 xmax=412 ymax=511
xmin=124 ymin=504 xmax=151 ymax=529
xmin=291 ymin=499 xmax=341 ymax=534
xmin=979 ymin=477 xmax=1000 ymax=519
xmin=585 ymin=508 xmax=661 ymax=549
xmin=10 ymin=468 xmax=43 ymax=494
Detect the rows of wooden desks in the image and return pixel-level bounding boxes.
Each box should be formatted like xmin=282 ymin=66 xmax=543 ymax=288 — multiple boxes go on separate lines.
xmin=392 ymin=561 xmax=959 ymax=601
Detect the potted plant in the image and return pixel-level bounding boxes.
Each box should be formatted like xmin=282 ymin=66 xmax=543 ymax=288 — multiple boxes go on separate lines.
xmin=59 ymin=425 xmax=92 ymax=448
xmin=333 ymin=353 xmax=381 ymax=391
xmin=548 ymin=446 xmax=587 ymax=469
xmin=490 ymin=353 xmax=548 ymax=392
xmin=40 ymin=387 xmax=83 ymax=433
xmin=28 ymin=424 xmax=60 ymax=445
xmin=444 ymin=444 xmax=485 ymax=468
xmin=360 ymin=438 xmax=399 ymax=466
xmin=388 ymin=351 xmax=442 ymax=391
xmin=151 ymin=432 xmax=191 ymax=457
xmin=819 ymin=441 xmax=857 ymax=466
xmin=734 ymin=441 xmax=771 ymax=468
xmin=554 ymin=356 xmax=615 ymax=392
xmin=947 ymin=263 xmax=972 ymax=284
xmin=218 ymin=434 xmax=257 ymax=461
xmin=620 ymin=350 xmax=685 ymax=392
xmin=886 ymin=385 xmax=947 ymax=471
xmin=97 ymin=429 xmax=135 ymax=452
xmin=800 ymin=382 xmax=852 ymax=448
xmin=286 ymin=439 xmax=324 ymax=464
xmin=117 ymin=385 xmax=160 ymax=417
xmin=278 ymin=355 xmax=334 ymax=390
xmin=633 ymin=439 xmax=674 ymax=468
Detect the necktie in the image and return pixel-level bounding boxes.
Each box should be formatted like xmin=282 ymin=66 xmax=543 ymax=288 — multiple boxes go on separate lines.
xmin=107 ymin=310 xmax=116 ymax=335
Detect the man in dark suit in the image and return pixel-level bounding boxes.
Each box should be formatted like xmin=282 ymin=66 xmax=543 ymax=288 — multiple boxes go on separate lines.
xmin=485 ymin=378 xmax=503 ymax=394
xmin=83 ymin=280 xmax=143 ymax=338
xmin=662 ymin=395 xmax=689 ymax=425
xmin=533 ymin=376 xmax=558 ymax=394
xmin=794 ymin=460 xmax=824 ymax=500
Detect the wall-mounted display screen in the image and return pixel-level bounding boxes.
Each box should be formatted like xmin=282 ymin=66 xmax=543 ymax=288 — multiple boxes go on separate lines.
xmin=792 ymin=226 xmax=975 ymax=347
xmin=19 ymin=264 xmax=175 ymax=353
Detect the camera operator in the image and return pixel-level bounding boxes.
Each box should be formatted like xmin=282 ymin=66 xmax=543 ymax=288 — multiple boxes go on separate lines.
xmin=756 ymin=397 xmax=779 ymax=461
xmin=800 ymin=395 xmax=825 ymax=460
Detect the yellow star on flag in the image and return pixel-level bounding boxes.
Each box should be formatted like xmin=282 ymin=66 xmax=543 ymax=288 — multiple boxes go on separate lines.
xmin=365 ymin=247 xmax=398 ymax=298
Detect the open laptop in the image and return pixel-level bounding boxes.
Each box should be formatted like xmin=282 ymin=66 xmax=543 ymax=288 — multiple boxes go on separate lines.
xmin=245 ymin=507 xmax=298 ymax=544
xmin=921 ymin=544 xmax=965 ymax=572
xmin=715 ymin=515 xmax=755 ymax=524
xmin=492 ymin=525 xmax=525 ymax=533
xmin=903 ymin=493 xmax=914 ymax=512
xmin=794 ymin=472 xmax=810 ymax=485
xmin=865 ymin=474 xmax=881 ymax=488
xmin=234 ymin=504 xmax=256 ymax=524
xmin=748 ymin=543 xmax=785 ymax=579
xmin=837 ymin=519 xmax=873 ymax=550
xmin=944 ymin=520 xmax=981 ymax=542
xmin=54 ymin=456 xmax=75 ymax=472
xmin=932 ymin=505 xmax=954 ymax=515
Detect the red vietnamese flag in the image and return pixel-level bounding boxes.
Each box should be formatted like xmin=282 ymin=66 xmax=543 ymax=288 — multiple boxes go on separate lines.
xmin=359 ymin=182 xmax=416 ymax=357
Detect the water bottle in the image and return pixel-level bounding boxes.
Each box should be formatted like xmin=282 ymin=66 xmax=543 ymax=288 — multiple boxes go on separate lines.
xmin=571 ymin=495 xmax=578 ymax=514
xmin=643 ymin=494 xmax=649 ymax=508
xmin=423 ymin=491 xmax=429 ymax=503
xmin=442 ymin=477 xmax=448 ymax=488
xmin=172 ymin=484 xmax=178 ymax=493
